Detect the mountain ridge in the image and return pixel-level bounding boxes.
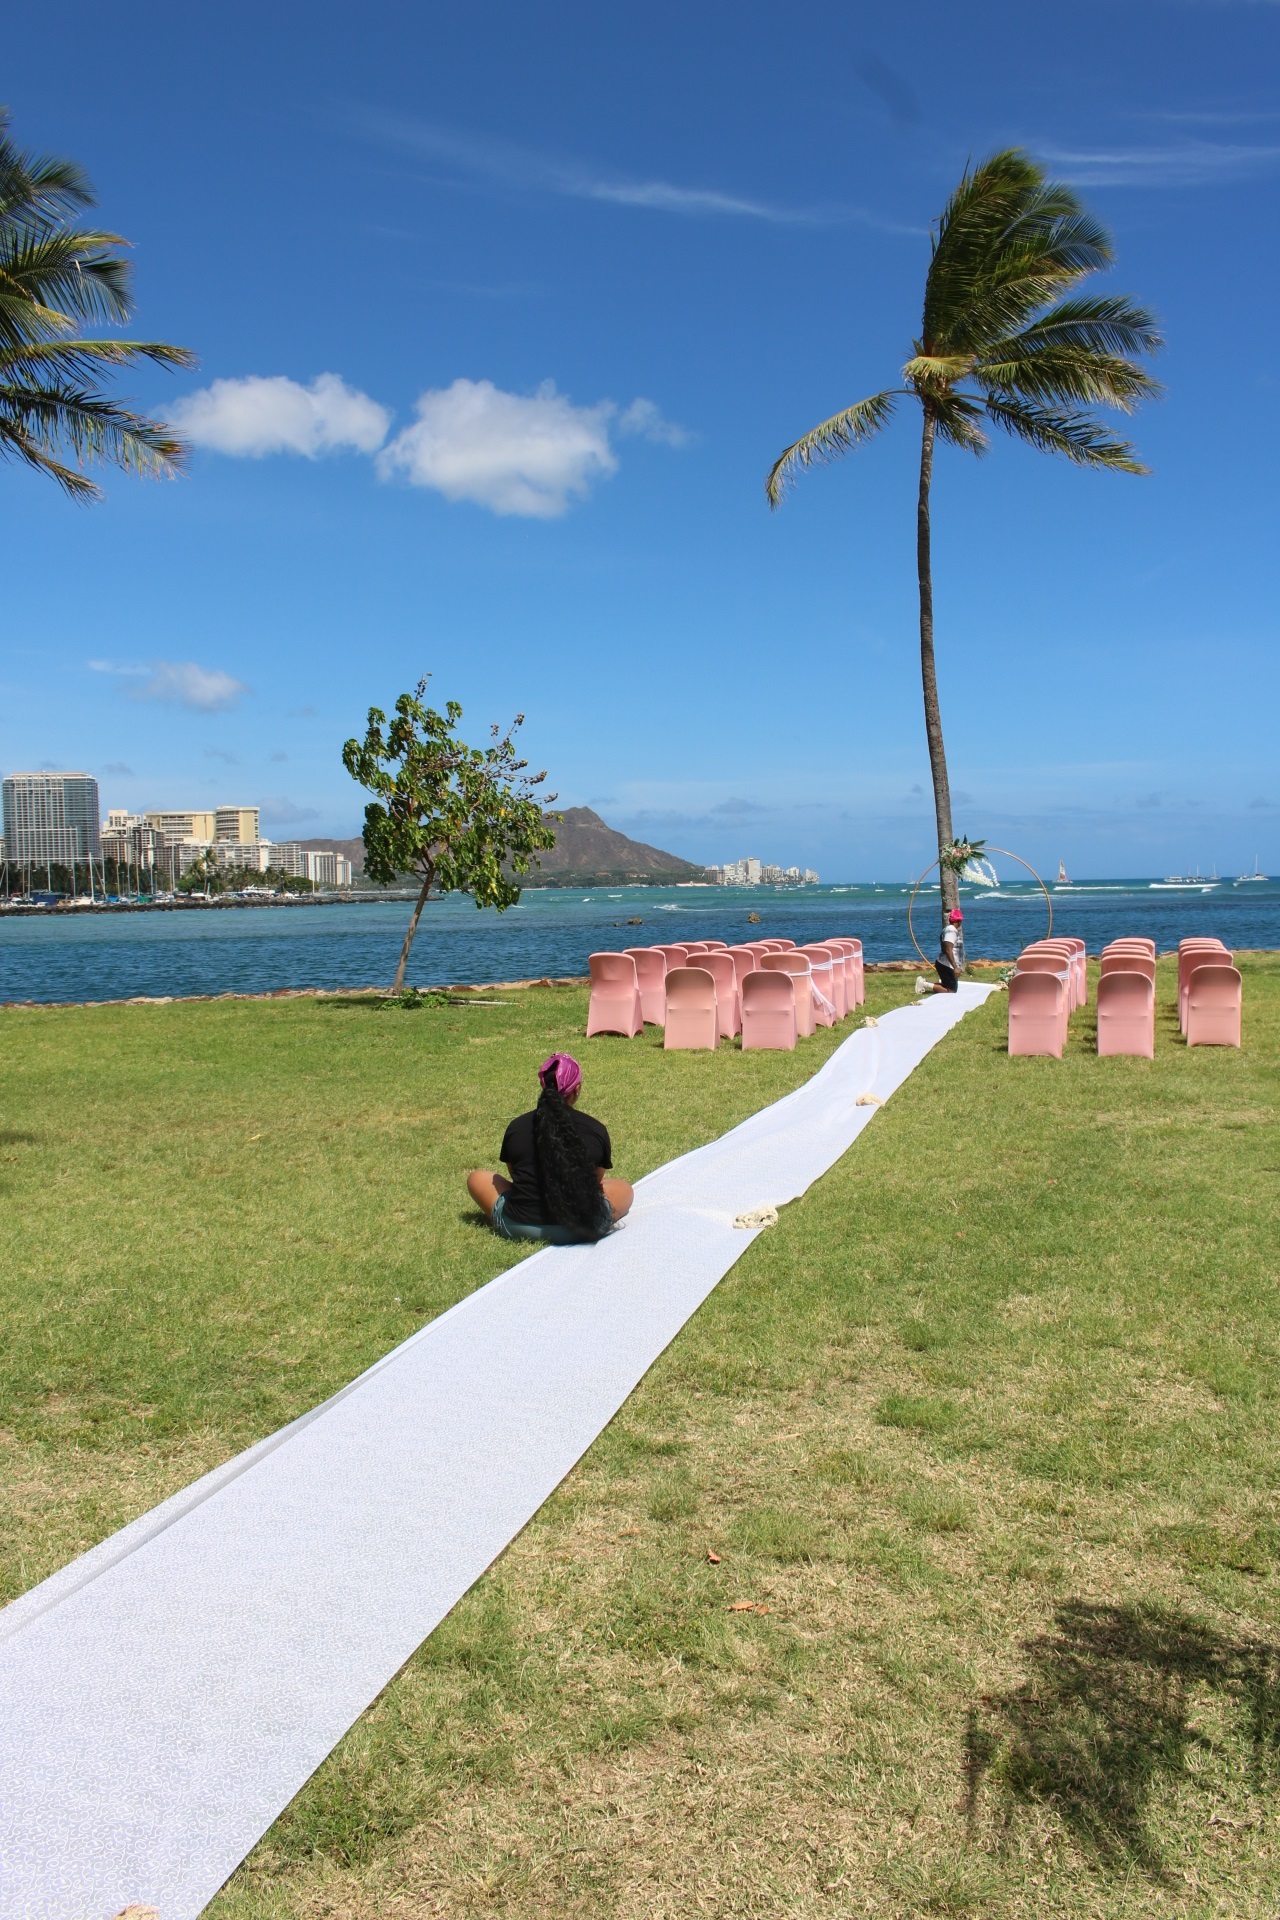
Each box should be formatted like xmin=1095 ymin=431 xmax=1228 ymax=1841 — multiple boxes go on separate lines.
xmin=293 ymin=808 xmax=704 ymax=887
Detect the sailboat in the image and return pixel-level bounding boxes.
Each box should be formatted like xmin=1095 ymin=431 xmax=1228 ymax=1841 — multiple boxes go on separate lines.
xmin=1055 ymin=860 xmax=1071 ymax=887
xmin=1235 ymin=856 xmax=1269 ymax=885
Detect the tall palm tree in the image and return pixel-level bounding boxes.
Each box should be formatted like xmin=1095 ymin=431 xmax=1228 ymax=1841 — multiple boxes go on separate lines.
xmin=767 ymin=149 xmax=1161 ymax=929
xmin=0 ymin=109 xmax=194 ymax=500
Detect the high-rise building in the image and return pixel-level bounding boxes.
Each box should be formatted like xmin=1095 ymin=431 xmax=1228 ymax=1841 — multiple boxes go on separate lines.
xmin=2 ymin=772 xmax=101 ymax=866
xmin=215 ymin=806 xmax=259 ymax=844
xmin=145 ymin=809 xmax=217 ymax=846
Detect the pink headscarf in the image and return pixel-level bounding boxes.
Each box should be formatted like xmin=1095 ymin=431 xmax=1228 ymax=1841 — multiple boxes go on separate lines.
xmin=948 ymin=908 xmax=964 ymax=924
xmin=539 ymin=1052 xmax=582 ymax=1099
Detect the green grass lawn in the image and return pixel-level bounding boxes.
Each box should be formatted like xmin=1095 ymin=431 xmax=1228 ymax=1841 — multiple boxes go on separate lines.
xmin=2 ymin=958 xmax=1278 ymax=1918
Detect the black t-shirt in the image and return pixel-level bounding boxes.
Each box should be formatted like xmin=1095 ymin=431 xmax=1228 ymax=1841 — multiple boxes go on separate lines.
xmin=500 ymin=1107 xmax=612 ymax=1224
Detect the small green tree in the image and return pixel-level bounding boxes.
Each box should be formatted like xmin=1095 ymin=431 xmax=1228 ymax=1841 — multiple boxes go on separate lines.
xmin=178 ymin=850 xmax=223 ymax=898
xmin=342 ymin=678 xmax=557 ymax=993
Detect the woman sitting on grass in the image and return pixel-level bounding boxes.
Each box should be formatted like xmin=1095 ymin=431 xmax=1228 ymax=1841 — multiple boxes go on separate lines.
xmin=467 ymin=1053 xmax=633 ymax=1244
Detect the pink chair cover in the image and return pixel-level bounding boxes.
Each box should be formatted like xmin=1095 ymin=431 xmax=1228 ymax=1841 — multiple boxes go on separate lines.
xmin=799 ymin=945 xmax=841 ymax=1023
xmin=700 ymin=950 xmax=741 ymax=1038
xmin=740 ymin=969 xmax=797 ymax=1051
xmin=761 ymin=951 xmax=816 ymax=1037
xmin=1008 ymin=969 xmax=1067 ymax=1058
xmin=624 ymin=947 xmax=667 ymax=1027
xmin=1186 ymin=964 xmax=1242 ymax=1047
xmin=586 ymin=952 xmax=643 ymax=1038
xmin=663 ymin=967 xmax=719 ymax=1050
xmin=1096 ymin=970 xmax=1154 ymax=1058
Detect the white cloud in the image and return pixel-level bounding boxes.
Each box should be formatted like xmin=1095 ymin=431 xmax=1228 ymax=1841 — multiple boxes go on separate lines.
xmin=352 ymin=112 xmax=829 ymax=225
xmin=378 ymin=378 xmax=618 ymax=517
xmin=172 ymin=373 xmax=391 ymax=458
xmin=132 ymin=662 xmax=248 ymax=711
xmin=1038 ymin=140 xmax=1280 ymax=186
xmin=617 ymin=397 xmax=692 ymax=448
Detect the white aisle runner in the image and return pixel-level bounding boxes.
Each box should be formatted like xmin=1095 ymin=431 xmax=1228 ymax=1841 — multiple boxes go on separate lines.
xmin=0 ymin=984 xmax=992 ymax=1920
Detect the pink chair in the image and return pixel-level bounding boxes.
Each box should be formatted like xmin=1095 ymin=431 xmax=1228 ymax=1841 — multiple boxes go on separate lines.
xmin=1186 ymin=965 xmax=1242 ymax=1047
xmin=1179 ymin=944 xmax=1230 ymax=1032
xmin=1111 ymin=938 xmax=1156 ymax=957
xmin=663 ymin=966 xmax=719 ymax=1050
xmin=654 ymin=944 xmax=690 ymax=974
xmin=726 ymin=945 xmax=759 ymax=989
xmin=833 ymin=936 xmax=865 ymax=1007
xmin=762 ymin=951 xmax=816 ymax=1037
xmin=702 ymin=939 xmax=728 ymax=949
xmin=740 ymin=969 xmax=797 ymax=1050
xmin=1096 ymin=971 xmax=1154 ymax=1058
xmin=772 ymin=938 xmax=796 ymax=950
xmin=800 ymin=945 xmax=841 ymax=1024
xmin=1101 ymin=950 xmax=1155 ymax=983
xmin=1015 ymin=955 xmax=1072 ymax=1042
xmin=624 ymin=947 xmax=667 ymax=1027
xmin=683 ymin=942 xmax=711 ymax=955
xmin=1008 ymin=970 xmax=1067 ymax=1058
xmin=1023 ymin=942 xmax=1084 ymax=1009
xmin=701 ymin=949 xmax=741 ymax=1037
xmin=586 ymin=952 xmax=643 ymax=1038
xmin=758 ymin=939 xmax=789 ymax=952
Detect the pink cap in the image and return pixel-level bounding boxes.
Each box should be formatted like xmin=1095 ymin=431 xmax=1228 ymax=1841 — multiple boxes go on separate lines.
xmin=539 ymin=1052 xmax=582 ymax=1098
xmin=948 ymin=908 xmax=964 ymax=923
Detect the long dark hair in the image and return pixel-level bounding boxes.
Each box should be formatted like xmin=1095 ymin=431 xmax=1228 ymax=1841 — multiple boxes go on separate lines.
xmin=533 ymin=1066 xmax=606 ymax=1239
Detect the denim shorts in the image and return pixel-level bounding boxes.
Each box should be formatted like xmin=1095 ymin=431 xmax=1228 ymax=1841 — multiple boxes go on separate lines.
xmin=491 ymin=1191 xmax=612 ymax=1245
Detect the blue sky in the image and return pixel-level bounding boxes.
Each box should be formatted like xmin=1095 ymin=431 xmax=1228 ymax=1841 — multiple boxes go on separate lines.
xmin=3 ymin=0 xmax=1278 ymax=879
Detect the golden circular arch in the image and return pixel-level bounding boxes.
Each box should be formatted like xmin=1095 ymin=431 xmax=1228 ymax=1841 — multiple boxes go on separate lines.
xmin=906 ymin=847 xmax=1053 ymax=967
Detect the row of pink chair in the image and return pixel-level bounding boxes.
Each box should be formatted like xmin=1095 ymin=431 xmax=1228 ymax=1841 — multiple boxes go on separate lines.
xmin=1007 ymin=937 xmax=1087 ymax=1057
xmin=1096 ymin=937 xmax=1157 ymax=1057
xmin=585 ymin=937 xmax=867 ymax=1051
xmin=1008 ymin=933 xmax=1243 ymax=1058
xmin=1178 ymin=937 xmax=1241 ymax=1047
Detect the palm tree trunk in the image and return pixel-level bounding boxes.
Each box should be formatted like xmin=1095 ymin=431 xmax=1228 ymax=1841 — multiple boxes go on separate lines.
xmin=392 ymin=866 xmax=435 ymax=992
xmin=916 ymin=406 xmax=958 ymax=928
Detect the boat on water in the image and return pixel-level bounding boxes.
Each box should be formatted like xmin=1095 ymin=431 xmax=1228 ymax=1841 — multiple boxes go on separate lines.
xmin=1056 ymin=860 xmax=1070 ymax=886
xmin=1235 ymin=858 xmax=1269 ymax=885
xmin=1149 ymin=874 xmax=1217 ymax=892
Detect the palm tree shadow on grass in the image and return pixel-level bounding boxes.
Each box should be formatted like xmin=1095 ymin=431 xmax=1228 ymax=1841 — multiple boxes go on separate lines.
xmin=964 ymin=1600 xmax=1280 ymax=1871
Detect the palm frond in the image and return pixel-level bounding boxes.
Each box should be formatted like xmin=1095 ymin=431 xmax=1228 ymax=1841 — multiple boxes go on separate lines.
xmin=766 ymin=390 xmax=900 ymax=506
xmin=0 ymin=380 xmax=189 ymax=482
xmin=0 ymin=110 xmax=94 ymax=225
xmin=995 ymin=294 xmax=1163 ymax=360
xmin=932 ymin=391 xmax=989 ymax=454
xmin=976 ymin=343 xmax=1161 ymax=412
xmin=0 ymin=415 xmax=101 ymax=497
xmin=0 ymin=228 xmax=135 ymax=339
xmin=0 ymin=338 xmax=198 ymax=381
xmin=924 ymin=151 xmax=1117 ymax=354
xmin=0 ymin=111 xmax=194 ymax=498
xmin=983 ymin=394 xmax=1149 ymax=472
xmin=902 ymin=352 xmax=974 ymax=393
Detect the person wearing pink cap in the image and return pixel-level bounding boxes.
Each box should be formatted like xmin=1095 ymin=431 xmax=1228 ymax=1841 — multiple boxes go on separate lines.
xmin=466 ymin=1052 xmax=633 ymax=1244
xmin=934 ymin=907 xmax=965 ymax=992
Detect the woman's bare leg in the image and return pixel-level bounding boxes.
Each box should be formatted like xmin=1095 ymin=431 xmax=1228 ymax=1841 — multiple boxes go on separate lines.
xmin=603 ymin=1177 xmax=634 ymax=1221
xmin=466 ymin=1170 xmax=510 ymax=1217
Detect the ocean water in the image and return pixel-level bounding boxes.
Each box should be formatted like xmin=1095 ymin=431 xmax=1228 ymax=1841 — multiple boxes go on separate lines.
xmin=1 ymin=880 xmax=1277 ymax=1006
